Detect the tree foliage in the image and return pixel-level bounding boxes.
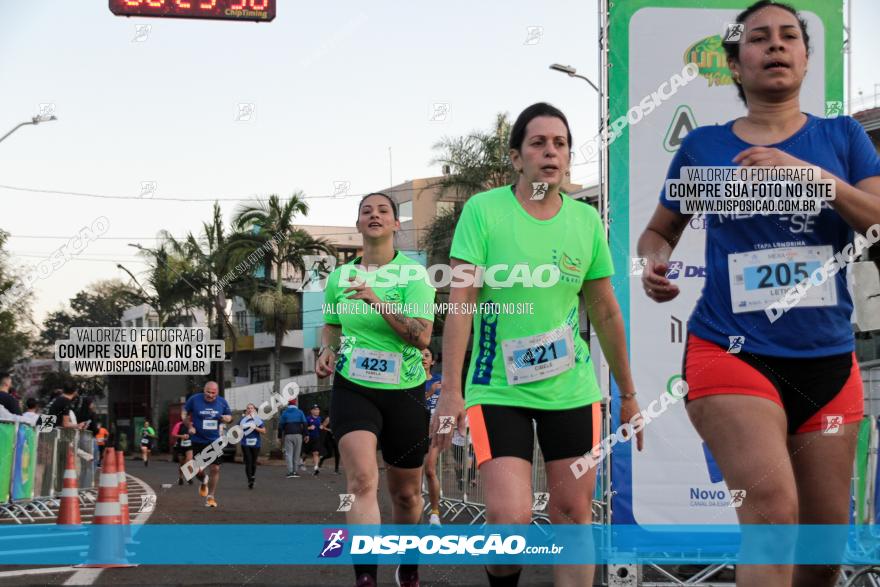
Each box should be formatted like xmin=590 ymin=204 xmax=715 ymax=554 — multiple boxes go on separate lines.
xmin=0 ymin=229 xmax=33 ymax=370
xmin=424 ymin=113 xmax=516 ymax=265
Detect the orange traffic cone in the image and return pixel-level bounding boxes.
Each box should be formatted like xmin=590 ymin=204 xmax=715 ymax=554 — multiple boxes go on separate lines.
xmin=77 ymin=447 xmax=133 ymax=568
xmin=57 ymin=447 xmax=81 ymax=525
xmin=116 ymin=451 xmax=129 ymax=523
xmin=116 ymin=450 xmax=131 ymax=542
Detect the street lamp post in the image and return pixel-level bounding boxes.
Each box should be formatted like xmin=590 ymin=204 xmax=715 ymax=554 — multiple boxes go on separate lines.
xmin=548 ymin=63 xmax=603 ymax=211
xmin=0 ymin=114 xmax=58 ymax=144
xmin=549 ymin=63 xmax=600 ymax=94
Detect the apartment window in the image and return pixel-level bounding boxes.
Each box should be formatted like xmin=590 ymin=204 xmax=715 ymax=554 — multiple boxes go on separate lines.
xmin=250 ymin=364 xmax=271 ymax=383
xmin=337 ymin=249 xmax=358 ymax=264
xmin=399 ymin=200 xmax=413 ymax=223
xmin=235 ymin=311 xmax=249 ymax=335
xmin=135 ymin=318 xmax=143 ymax=327
xmin=436 ymin=201 xmax=454 ymax=216
xmin=254 ymin=318 xmax=264 ymax=333
xmin=287 ymin=362 xmax=304 ymax=377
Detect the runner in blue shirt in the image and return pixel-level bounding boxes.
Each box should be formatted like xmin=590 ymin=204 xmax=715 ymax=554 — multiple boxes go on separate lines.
xmin=240 ymin=403 xmax=266 ymax=489
xmin=305 ymin=405 xmax=323 ymax=476
xmin=182 ymin=381 xmax=232 ymax=508
xmin=637 ymin=3 xmax=880 ymax=585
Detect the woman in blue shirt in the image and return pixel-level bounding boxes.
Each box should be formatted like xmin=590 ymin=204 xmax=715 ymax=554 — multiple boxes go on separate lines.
xmin=239 ymin=403 xmax=265 ymax=490
xmin=637 ymin=2 xmax=880 ymax=585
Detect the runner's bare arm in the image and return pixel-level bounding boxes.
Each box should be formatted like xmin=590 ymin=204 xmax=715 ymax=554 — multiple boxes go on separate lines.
xmin=434 ymin=259 xmax=475 ymax=448
xmin=316 ymin=324 xmax=342 ymax=377
xmin=638 ymin=203 xmax=689 ymax=262
xmin=377 ymin=311 xmax=433 ymax=349
xmin=582 ymin=277 xmax=644 ymax=451
xmin=637 ymin=204 xmax=690 ymax=302
xmin=342 ymin=281 xmax=433 ymax=348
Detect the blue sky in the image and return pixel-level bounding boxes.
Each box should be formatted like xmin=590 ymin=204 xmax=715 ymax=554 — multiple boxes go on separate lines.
xmin=1 ymin=0 xmax=878 ymax=322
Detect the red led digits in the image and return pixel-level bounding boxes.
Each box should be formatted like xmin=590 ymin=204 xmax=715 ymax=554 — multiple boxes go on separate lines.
xmin=110 ymin=0 xmax=275 ymax=21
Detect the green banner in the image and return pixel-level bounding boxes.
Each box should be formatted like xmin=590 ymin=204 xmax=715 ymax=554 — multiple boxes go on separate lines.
xmin=0 ymin=423 xmax=15 ymax=503
xmin=12 ymin=424 xmax=37 ymax=500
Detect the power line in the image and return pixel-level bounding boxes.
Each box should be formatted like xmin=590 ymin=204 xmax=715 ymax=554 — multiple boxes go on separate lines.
xmin=5 ymin=226 xmax=427 ymax=240
xmin=0 ymin=181 xmax=449 ymax=203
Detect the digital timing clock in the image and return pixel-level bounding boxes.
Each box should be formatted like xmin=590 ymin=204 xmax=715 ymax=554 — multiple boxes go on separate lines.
xmin=109 ymin=0 xmax=275 ymax=22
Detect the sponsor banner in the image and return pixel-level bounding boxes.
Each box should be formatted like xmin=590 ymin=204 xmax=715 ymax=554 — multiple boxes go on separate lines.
xmin=12 ymin=423 xmax=37 ymax=500
xmin=0 ymin=525 xmax=875 ymax=565
xmin=0 ymin=423 xmax=15 ymax=503
xmin=609 ymin=0 xmax=842 ymax=525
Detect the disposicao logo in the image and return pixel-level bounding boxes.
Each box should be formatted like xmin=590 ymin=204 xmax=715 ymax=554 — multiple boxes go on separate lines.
xmin=684 ymin=35 xmax=733 ymax=87
xmin=319 ymin=528 xmax=348 ymax=558
xmin=665 ymin=261 xmax=706 ymax=280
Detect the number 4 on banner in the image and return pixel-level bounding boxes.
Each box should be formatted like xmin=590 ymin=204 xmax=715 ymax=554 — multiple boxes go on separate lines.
xmin=663 ymin=105 xmax=697 ymax=153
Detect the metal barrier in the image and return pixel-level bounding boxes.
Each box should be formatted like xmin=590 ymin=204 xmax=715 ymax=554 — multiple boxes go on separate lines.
xmin=1 ymin=425 xmax=97 ymax=524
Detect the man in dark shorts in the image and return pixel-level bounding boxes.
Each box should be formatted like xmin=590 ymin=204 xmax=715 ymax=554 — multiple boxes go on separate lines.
xmin=182 ymin=381 xmax=231 ymax=507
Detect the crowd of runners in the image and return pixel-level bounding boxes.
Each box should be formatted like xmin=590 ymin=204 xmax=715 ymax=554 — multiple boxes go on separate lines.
xmin=80 ymin=2 xmax=880 ymax=586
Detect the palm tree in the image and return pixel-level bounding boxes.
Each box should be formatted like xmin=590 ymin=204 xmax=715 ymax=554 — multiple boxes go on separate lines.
xmin=159 ymin=203 xmax=257 ymax=392
xmin=118 ymin=243 xmax=192 ymax=427
xmin=425 ymin=112 xmax=517 ymax=265
xmin=228 ymin=193 xmax=335 ymax=397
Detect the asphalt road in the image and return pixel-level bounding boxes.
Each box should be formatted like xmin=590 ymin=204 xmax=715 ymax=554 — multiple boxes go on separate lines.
xmin=0 ymin=454 xmax=556 ymax=586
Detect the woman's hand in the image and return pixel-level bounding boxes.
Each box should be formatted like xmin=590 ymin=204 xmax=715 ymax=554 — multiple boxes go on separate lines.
xmin=430 ymin=387 xmax=465 ymax=451
xmin=733 ymin=146 xmax=810 ymax=168
xmin=316 ymin=348 xmax=336 ymax=377
xmin=641 ymin=257 xmax=680 ymax=302
xmin=619 ymin=396 xmax=645 ymax=451
xmin=344 ymin=281 xmax=382 ymax=307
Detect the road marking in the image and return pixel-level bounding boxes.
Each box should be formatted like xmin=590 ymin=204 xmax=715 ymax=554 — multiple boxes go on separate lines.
xmin=63 ymin=567 xmax=104 ymax=584
xmin=61 ymin=472 xmax=156 ymax=585
xmin=0 ymin=567 xmax=76 ymax=578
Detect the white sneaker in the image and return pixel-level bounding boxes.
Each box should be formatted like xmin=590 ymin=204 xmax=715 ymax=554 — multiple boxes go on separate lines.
xmin=429 ymin=513 xmax=441 ymax=526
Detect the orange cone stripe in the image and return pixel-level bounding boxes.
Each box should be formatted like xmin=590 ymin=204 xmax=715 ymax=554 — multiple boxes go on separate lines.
xmin=58 ymin=447 xmax=82 ymax=525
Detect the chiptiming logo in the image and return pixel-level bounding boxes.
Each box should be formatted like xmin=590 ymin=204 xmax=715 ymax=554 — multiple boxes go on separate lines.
xmin=319 ymin=528 xmax=348 ymax=558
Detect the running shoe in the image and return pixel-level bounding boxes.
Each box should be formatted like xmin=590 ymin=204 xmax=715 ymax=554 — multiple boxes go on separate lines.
xmin=187 ymin=479 xmax=193 ymax=485
xmin=395 ymin=565 xmax=419 ymax=587
xmin=355 ymin=574 xmax=376 ymax=587
xmin=428 ymin=513 xmax=442 ymax=527
xmin=292 ymin=471 xmax=301 ymax=478
xmin=286 ymin=473 xmax=296 ymax=479
xmin=313 ymin=468 xmax=319 ymax=476
xmin=178 ymin=478 xmax=184 ymax=486
xmin=206 ymin=497 xmax=218 ymax=508
xmin=248 ymin=480 xmax=254 ymax=490
xmin=199 ymin=475 xmax=210 ymax=497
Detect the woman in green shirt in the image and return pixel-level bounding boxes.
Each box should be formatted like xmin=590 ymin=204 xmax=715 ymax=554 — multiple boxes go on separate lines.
xmin=432 ymin=103 xmax=643 ymax=587
xmin=317 ymin=192 xmax=436 ymax=587
xmin=140 ymin=418 xmax=157 ymax=467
